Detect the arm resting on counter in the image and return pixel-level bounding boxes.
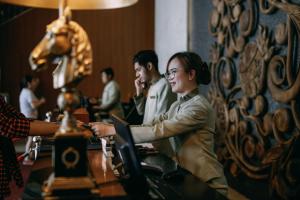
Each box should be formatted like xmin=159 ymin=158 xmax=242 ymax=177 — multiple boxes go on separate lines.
xmin=29 ymin=120 xmax=59 ymax=136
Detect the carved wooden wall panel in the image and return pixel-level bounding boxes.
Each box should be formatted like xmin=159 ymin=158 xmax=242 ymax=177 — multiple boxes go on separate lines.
xmin=207 ymin=0 xmax=300 ymax=199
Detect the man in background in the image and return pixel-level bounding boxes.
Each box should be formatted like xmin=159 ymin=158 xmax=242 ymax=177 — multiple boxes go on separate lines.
xmin=92 ymin=67 xmax=124 ymax=121
xmin=132 ymin=50 xmax=177 ymax=155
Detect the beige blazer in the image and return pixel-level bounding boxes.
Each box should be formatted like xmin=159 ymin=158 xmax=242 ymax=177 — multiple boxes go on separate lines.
xmin=130 ymin=90 xmax=228 ymax=194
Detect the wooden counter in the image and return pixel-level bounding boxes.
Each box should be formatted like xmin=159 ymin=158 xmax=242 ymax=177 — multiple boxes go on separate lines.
xmin=22 ymin=149 xmax=228 ymax=199
xmin=22 ymin=150 xmax=126 ymax=199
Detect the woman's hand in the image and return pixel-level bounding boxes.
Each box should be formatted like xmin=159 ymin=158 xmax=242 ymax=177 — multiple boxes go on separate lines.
xmin=75 ymin=120 xmax=93 ymax=137
xmin=90 ymin=122 xmax=116 ymax=137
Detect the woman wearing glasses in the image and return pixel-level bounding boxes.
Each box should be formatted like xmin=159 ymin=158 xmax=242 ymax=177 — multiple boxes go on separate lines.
xmin=91 ymin=52 xmax=228 ymax=196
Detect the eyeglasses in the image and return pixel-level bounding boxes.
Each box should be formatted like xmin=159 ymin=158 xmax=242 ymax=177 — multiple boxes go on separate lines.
xmin=164 ymin=68 xmax=178 ymax=79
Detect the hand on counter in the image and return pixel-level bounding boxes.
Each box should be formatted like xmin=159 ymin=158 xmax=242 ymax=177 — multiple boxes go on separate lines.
xmin=90 ymin=122 xmax=116 ymax=137
xmin=76 ymin=120 xmax=93 ymax=138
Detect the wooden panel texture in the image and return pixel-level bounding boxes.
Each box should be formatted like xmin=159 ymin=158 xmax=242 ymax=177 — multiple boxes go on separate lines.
xmin=0 ymin=0 xmax=154 ymax=117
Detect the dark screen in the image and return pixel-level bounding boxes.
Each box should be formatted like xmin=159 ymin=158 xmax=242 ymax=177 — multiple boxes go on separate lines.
xmin=112 ymin=114 xmax=149 ymax=195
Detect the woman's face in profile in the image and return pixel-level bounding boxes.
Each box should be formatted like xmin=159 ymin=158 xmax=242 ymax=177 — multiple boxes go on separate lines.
xmin=166 ymin=58 xmax=190 ymax=95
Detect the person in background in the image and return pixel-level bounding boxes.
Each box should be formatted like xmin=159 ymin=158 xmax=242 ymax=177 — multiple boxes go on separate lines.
xmin=133 ymin=50 xmax=176 ymax=123
xmin=0 ymin=95 xmax=58 ymax=199
xmin=92 ymin=67 xmax=124 ymax=121
xmin=91 ymin=52 xmax=228 ymax=196
xmin=132 ymin=50 xmax=177 ymax=155
xmin=19 ymin=75 xmax=46 ymax=165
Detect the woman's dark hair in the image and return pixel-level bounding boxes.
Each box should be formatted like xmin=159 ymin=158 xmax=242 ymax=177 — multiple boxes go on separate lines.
xmin=166 ymin=52 xmax=211 ymax=85
xmin=20 ymin=74 xmax=34 ymax=89
xmin=101 ymin=67 xmax=114 ymax=78
xmin=133 ymin=50 xmax=159 ymax=72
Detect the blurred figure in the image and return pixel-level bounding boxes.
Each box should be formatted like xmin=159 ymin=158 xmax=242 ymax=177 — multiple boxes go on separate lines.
xmin=19 ymin=74 xmax=45 ymax=165
xmin=92 ymin=67 xmax=124 ymax=121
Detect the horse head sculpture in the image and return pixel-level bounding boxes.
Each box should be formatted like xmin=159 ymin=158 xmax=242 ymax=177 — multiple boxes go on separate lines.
xmin=29 ymin=8 xmax=92 ymax=89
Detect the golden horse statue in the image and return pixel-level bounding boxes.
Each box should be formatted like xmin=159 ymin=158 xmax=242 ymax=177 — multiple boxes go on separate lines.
xmin=29 ymin=7 xmax=92 ymax=89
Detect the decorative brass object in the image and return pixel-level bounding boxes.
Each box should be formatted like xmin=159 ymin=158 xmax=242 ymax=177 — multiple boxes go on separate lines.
xmin=29 ymin=8 xmax=92 ymax=89
xmin=29 ymin=1 xmax=95 ymax=197
xmin=208 ymin=0 xmax=300 ymax=199
xmin=61 ymin=147 xmax=80 ymax=169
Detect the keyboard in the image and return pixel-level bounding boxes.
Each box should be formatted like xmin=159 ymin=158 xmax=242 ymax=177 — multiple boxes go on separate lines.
xmin=36 ymin=135 xmax=102 ymax=152
xmin=87 ymin=135 xmax=102 ymax=150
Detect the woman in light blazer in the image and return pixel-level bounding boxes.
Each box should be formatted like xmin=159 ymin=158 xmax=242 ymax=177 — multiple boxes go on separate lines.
xmin=91 ymin=52 xmax=228 ymax=196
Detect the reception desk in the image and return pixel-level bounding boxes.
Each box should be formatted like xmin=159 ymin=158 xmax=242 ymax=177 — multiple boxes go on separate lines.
xmin=22 ymin=150 xmax=126 ymax=199
xmin=22 ymin=148 xmax=227 ymax=200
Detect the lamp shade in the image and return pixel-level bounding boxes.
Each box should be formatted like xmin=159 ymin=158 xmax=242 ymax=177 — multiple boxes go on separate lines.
xmin=0 ymin=0 xmax=138 ymax=10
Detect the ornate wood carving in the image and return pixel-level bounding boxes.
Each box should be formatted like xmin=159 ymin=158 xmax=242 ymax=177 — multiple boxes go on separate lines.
xmin=208 ymin=0 xmax=300 ymax=199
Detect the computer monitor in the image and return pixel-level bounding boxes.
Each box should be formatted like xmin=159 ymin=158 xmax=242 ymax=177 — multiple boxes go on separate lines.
xmin=111 ymin=115 xmax=189 ymax=200
xmin=111 ymin=115 xmax=149 ymax=196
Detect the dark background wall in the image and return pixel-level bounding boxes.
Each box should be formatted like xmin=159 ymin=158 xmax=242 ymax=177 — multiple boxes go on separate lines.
xmin=0 ymin=0 xmax=154 ymax=118
xmin=189 ymin=1 xmax=215 ymax=63
xmin=189 ymin=1 xmax=215 ymax=96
